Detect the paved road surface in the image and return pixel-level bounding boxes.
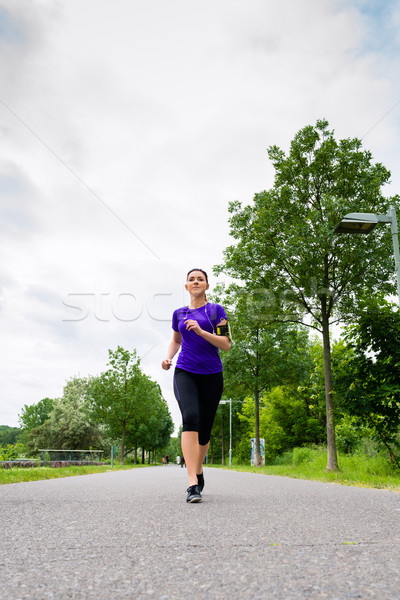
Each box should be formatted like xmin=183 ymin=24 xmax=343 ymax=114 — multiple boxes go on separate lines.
xmin=1 ymin=466 xmax=399 ymax=599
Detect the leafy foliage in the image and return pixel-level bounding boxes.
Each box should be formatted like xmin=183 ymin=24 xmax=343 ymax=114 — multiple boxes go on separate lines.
xmin=0 ymin=425 xmax=21 ymax=446
xmin=215 ymin=119 xmax=399 ymax=470
xmin=217 ymin=120 xmax=396 ymax=325
xmin=24 ymin=378 xmax=101 ymax=454
xmin=212 ymin=283 xmax=314 ymax=465
xmin=16 ymin=348 xmax=172 ymax=463
xmin=236 ymin=386 xmax=324 ymax=463
xmin=87 ymin=347 xmax=173 ymax=464
xmin=0 ymin=444 xmax=19 ymax=460
xmin=19 ymin=397 xmax=54 ymax=432
xmin=339 ymin=299 xmax=400 ymax=467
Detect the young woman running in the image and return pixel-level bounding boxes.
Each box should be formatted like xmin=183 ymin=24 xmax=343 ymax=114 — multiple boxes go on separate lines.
xmin=161 ymin=268 xmax=231 ymax=503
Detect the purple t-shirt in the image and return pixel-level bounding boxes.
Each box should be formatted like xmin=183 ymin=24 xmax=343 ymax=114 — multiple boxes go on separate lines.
xmin=172 ymin=303 xmax=227 ymax=374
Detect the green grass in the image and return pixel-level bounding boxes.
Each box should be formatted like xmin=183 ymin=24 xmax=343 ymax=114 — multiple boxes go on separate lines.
xmin=3 ymin=449 xmax=400 ymax=492
xmin=208 ymin=449 xmax=400 ymax=492
xmin=0 ymin=463 xmax=154 ymax=485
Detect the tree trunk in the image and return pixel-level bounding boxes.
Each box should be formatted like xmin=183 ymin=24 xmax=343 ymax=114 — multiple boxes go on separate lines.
xmin=120 ymin=422 xmax=126 ymax=465
xmin=321 ymin=313 xmax=339 ymax=471
xmin=134 ymin=442 xmax=138 ymax=465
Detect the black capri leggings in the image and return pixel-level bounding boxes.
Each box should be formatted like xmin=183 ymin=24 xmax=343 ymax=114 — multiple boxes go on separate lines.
xmin=173 ymin=367 xmax=224 ymax=446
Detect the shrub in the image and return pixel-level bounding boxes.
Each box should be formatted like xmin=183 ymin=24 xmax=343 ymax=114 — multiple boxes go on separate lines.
xmin=0 ymin=444 xmax=18 ymax=460
xmin=335 ymin=415 xmax=372 ymax=454
xmin=272 ymin=450 xmax=293 ymax=465
xmin=292 ymin=446 xmax=315 ymax=465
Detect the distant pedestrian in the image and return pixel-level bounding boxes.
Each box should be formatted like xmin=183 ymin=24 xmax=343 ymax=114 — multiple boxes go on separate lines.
xmin=161 ymin=268 xmax=231 ymax=503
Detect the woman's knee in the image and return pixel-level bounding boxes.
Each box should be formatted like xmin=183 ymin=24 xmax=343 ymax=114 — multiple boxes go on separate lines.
xmin=198 ymin=428 xmax=212 ymax=446
xmin=182 ymin=413 xmax=200 ymax=432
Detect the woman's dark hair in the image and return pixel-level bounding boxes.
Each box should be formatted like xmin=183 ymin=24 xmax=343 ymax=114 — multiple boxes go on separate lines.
xmin=186 ymin=268 xmax=208 ymax=282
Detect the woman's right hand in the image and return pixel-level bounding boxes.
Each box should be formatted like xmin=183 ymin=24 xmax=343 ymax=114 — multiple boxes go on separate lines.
xmin=161 ymin=359 xmax=173 ymax=370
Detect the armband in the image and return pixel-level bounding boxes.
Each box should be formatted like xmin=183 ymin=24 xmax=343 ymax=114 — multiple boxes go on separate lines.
xmin=216 ymin=321 xmax=232 ymax=342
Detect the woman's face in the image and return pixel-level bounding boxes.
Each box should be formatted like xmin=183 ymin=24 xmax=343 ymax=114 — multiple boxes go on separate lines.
xmin=185 ymin=270 xmax=209 ymax=297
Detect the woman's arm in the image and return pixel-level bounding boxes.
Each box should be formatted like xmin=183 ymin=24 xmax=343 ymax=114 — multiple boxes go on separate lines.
xmin=184 ymin=319 xmax=231 ymax=351
xmin=161 ymin=331 xmax=182 ymax=370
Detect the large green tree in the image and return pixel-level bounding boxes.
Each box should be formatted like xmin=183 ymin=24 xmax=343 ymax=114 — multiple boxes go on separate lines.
xmin=19 ymin=397 xmax=54 ymax=432
xmin=18 ymin=397 xmax=55 ymax=453
xmin=23 ymin=378 xmax=102 ymax=454
xmin=88 ymin=347 xmax=146 ymax=464
xmin=28 ymin=396 xmax=101 ymax=453
xmin=216 ymin=119 xmax=399 ymax=470
xmin=125 ymin=378 xmax=174 ymax=463
xmin=87 ymin=347 xmax=173 ymax=465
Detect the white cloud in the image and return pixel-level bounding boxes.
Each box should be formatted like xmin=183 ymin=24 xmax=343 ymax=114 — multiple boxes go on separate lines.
xmin=0 ymin=0 xmax=399 ymax=432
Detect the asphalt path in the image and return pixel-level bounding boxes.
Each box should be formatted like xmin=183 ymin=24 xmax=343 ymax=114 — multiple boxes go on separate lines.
xmin=1 ymin=465 xmax=399 ymax=599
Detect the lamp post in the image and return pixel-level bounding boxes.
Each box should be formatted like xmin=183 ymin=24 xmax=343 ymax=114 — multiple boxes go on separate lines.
xmin=219 ymin=399 xmax=232 ymax=465
xmin=335 ymin=205 xmax=400 ymax=307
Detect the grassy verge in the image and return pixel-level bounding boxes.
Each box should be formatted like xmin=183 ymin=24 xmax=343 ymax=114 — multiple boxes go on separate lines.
xmin=0 ymin=463 xmax=154 ymax=485
xmin=208 ymin=448 xmax=400 ymax=492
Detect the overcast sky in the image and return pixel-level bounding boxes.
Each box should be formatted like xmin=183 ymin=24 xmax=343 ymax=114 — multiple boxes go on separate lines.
xmin=1 ymin=0 xmax=399 ymax=433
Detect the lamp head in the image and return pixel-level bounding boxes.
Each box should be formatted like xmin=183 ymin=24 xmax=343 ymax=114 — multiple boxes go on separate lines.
xmin=335 ymin=213 xmax=380 ymax=234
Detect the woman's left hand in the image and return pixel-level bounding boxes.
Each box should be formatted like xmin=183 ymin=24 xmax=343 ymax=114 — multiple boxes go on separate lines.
xmin=184 ymin=319 xmax=203 ymax=335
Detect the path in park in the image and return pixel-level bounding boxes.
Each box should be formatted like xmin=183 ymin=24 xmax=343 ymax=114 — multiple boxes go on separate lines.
xmin=1 ymin=466 xmax=399 ymax=599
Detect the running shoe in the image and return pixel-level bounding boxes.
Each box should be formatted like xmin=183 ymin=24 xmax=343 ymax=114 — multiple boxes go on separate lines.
xmin=186 ymin=484 xmax=202 ymax=503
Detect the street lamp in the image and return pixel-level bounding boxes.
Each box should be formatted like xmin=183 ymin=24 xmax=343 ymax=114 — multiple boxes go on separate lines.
xmin=335 ymin=205 xmax=400 ymax=306
xmin=219 ymin=399 xmax=232 ymax=466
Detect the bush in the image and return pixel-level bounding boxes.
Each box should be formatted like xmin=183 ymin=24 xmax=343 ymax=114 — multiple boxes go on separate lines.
xmin=292 ymin=446 xmax=315 ymax=465
xmin=272 ymin=450 xmax=293 ymax=466
xmin=0 ymin=444 xmax=18 ymax=460
xmin=271 ymin=445 xmax=327 ymax=467
xmin=335 ymin=415 xmax=372 ymax=454
xmin=235 ymin=437 xmax=252 ymax=464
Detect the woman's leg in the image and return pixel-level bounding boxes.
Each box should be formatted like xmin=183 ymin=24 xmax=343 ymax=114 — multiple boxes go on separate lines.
xmin=197 ymin=442 xmax=209 ymax=473
xmin=174 ymin=369 xmax=201 ymax=488
xmin=198 ymin=372 xmax=224 ymax=448
xmin=174 ymin=369 xmax=223 ymax=491
xmin=196 ymin=372 xmax=224 ymax=487
xmin=181 ymin=431 xmax=202 ymax=487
